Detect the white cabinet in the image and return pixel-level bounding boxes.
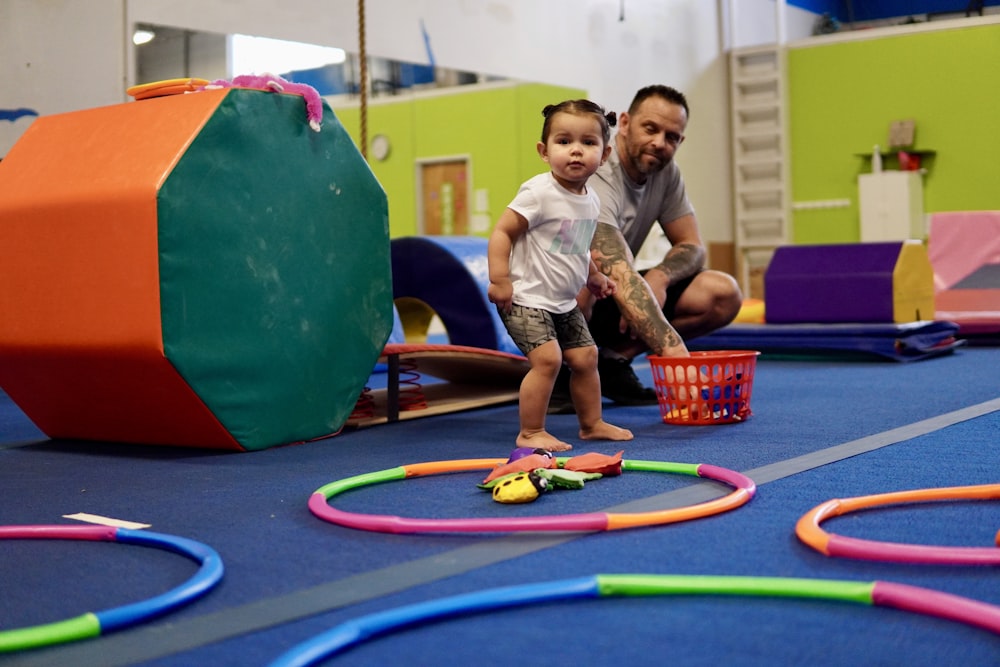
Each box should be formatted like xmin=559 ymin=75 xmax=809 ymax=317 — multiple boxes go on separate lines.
xmin=858 ymin=171 xmax=925 ymax=241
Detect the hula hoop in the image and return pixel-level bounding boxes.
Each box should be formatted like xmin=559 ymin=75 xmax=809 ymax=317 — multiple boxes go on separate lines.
xmin=266 ymin=572 xmax=1000 ymax=667
xmin=796 ymin=483 xmax=1000 ymax=565
xmin=309 ymin=458 xmax=755 ymax=533
xmin=0 ymin=525 xmax=224 ymax=653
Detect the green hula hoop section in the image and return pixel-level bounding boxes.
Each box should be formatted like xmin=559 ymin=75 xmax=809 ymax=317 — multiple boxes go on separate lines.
xmin=268 ymin=573 xmax=1000 ymax=666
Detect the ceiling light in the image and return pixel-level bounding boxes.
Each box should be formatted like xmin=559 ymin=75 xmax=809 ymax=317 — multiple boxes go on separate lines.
xmin=133 ymin=29 xmax=155 ymax=46
xmin=230 ymin=34 xmax=347 ymax=75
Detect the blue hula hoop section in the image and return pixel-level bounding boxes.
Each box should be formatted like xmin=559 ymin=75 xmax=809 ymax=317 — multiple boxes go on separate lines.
xmin=268 ymin=577 xmax=601 ymax=667
xmin=96 ymin=528 xmax=224 ymax=632
xmin=0 ymin=525 xmax=223 ymax=653
xmin=390 ymin=236 xmax=521 ymax=356
xmin=267 ymin=573 xmax=1000 ymax=666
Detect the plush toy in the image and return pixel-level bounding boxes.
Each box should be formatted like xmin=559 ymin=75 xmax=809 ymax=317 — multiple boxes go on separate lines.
xmin=535 ymin=468 xmax=603 ymax=490
xmin=507 ymin=447 xmax=555 ymax=464
xmin=480 ymin=449 xmax=625 ymax=504
xmin=481 ymin=453 xmax=559 ymax=484
xmin=203 ymin=73 xmax=323 ymax=132
xmin=482 ymin=470 xmax=549 ymax=504
xmin=563 ymin=450 xmax=624 ymax=476
xmin=479 ymin=467 xmax=601 ymax=503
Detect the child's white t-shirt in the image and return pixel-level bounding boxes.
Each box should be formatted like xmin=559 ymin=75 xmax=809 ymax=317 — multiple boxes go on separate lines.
xmin=506 ymin=172 xmax=598 ymax=314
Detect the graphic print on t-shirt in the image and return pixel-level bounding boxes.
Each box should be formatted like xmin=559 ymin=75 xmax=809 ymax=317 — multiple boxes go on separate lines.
xmin=548 ymin=217 xmax=596 ymax=256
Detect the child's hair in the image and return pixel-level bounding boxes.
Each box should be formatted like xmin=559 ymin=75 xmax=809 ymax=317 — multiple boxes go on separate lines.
xmin=540 ymin=99 xmax=616 ymax=145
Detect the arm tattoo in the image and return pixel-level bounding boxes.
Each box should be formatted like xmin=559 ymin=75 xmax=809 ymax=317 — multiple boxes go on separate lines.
xmin=590 ymin=222 xmax=630 ymax=273
xmin=653 ymin=242 xmax=705 ymax=285
xmin=591 ymin=224 xmax=687 ymax=356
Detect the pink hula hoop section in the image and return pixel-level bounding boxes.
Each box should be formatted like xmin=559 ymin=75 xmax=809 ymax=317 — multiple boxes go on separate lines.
xmin=308 ymin=458 xmax=755 ymax=534
xmin=796 ymin=483 xmax=1000 ymax=565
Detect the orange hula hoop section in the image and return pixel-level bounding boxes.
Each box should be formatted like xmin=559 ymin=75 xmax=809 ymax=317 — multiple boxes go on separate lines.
xmin=605 ymin=462 xmax=756 ymax=530
xmin=796 ymin=483 xmax=1000 ymax=565
xmin=310 ymin=458 xmax=755 ymax=534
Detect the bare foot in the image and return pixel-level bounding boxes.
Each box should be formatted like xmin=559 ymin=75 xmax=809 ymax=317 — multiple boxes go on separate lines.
xmin=579 ymin=420 xmax=633 ymax=441
xmin=516 ymin=430 xmax=573 ymax=452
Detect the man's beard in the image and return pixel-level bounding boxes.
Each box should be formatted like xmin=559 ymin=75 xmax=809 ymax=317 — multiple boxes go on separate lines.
xmin=631 ymin=146 xmax=668 ymax=176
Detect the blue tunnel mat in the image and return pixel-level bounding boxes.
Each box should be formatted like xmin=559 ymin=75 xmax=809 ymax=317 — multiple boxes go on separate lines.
xmin=687 ymin=320 xmax=964 ymax=361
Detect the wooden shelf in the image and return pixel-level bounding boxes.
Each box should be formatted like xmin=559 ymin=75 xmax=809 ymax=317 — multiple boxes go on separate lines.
xmin=856 ymin=149 xmax=934 ymax=174
xmin=855 ymin=149 xmax=936 ymax=159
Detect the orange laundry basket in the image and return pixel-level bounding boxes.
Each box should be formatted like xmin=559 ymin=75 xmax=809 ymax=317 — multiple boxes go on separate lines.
xmin=648 ymin=351 xmax=760 ymax=425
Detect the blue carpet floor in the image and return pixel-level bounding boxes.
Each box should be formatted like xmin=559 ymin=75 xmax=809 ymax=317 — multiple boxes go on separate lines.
xmin=1 ymin=347 xmax=999 ymax=666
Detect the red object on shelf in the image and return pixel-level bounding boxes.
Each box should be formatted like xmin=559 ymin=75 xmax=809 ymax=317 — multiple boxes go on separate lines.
xmin=898 ymin=151 xmax=921 ymax=171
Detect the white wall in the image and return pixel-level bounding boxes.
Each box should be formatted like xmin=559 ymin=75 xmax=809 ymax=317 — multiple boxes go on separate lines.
xmin=0 ymin=1 xmax=125 ymax=157
xmin=728 ymin=0 xmax=818 ymax=48
xmin=1 ymin=0 xmax=818 ymax=244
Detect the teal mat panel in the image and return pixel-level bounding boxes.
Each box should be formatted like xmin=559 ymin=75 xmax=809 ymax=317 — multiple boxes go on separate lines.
xmin=157 ymin=89 xmax=392 ymax=450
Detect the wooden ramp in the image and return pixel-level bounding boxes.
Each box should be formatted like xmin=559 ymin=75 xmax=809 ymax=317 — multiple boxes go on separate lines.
xmin=346 ymin=343 xmax=529 ymax=428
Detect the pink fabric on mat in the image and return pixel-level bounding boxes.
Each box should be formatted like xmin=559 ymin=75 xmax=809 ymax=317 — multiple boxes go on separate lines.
xmin=928 ymin=211 xmax=1000 ymax=291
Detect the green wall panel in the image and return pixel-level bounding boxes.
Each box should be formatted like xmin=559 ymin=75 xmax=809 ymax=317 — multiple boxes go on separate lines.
xmin=789 ymin=22 xmax=1000 ymax=244
xmin=332 ymin=82 xmax=585 ymax=238
xmin=335 ymin=101 xmax=416 ymax=238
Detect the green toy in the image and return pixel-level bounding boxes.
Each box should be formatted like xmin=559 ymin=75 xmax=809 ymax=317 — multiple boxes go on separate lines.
xmin=535 ymin=468 xmax=603 ymax=490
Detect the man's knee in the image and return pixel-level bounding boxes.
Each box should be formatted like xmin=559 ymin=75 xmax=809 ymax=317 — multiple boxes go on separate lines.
xmin=688 ymin=270 xmax=741 ymax=309
xmin=683 ymin=270 xmax=742 ymax=331
xmin=707 ymin=270 xmax=743 ymax=318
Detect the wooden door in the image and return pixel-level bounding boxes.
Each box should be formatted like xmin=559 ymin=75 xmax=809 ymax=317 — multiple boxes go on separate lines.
xmin=419 ymin=159 xmax=468 ymax=235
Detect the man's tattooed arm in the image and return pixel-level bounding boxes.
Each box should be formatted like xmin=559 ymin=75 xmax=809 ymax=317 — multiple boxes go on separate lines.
xmin=591 ymin=223 xmax=688 ymax=357
xmin=651 ymin=242 xmax=705 ymax=286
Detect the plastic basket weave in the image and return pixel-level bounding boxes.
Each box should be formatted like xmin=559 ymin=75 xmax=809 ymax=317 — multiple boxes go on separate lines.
xmin=648 ymin=351 xmax=760 ymax=425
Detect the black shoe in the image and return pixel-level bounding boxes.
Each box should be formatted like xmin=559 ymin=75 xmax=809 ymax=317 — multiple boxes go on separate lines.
xmin=598 ymin=356 xmax=658 ymax=406
xmin=547 ymin=365 xmax=576 ymax=415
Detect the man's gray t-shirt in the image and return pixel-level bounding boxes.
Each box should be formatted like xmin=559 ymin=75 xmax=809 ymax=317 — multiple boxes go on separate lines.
xmin=588 ymin=137 xmax=694 ymax=255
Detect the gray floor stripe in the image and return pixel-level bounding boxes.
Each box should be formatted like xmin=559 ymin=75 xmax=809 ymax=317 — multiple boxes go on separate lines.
xmin=7 ymin=398 xmax=998 ymax=667
xmin=744 ymin=397 xmax=1000 ymax=485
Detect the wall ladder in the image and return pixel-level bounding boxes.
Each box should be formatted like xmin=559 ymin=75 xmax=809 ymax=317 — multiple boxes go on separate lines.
xmin=729 ymin=44 xmax=789 ymax=299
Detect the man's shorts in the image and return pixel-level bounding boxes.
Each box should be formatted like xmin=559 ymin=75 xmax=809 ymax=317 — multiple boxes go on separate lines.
xmin=588 ymin=272 xmax=696 ymax=348
xmin=499 ymin=304 xmax=595 ymax=356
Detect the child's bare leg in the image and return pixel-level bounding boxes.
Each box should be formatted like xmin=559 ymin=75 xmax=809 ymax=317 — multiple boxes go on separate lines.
xmin=517 ymin=340 xmax=573 ymax=452
xmin=564 ymin=345 xmax=633 ymax=442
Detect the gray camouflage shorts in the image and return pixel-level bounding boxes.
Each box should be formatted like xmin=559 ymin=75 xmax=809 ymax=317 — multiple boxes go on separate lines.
xmin=498 ymin=303 xmax=595 ymax=355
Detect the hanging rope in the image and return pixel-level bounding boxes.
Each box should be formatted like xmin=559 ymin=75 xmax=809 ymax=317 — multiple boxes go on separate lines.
xmin=358 ymin=0 xmax=368 ymax=160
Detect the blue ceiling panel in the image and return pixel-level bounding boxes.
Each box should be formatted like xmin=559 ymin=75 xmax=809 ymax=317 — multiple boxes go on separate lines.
xmin=788 ymin=1 xmax=997 ymax=22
